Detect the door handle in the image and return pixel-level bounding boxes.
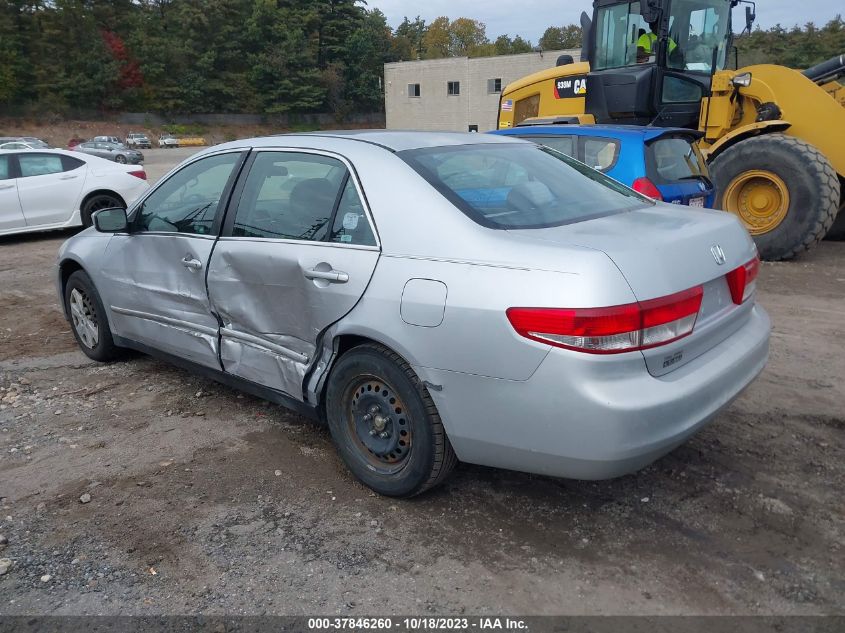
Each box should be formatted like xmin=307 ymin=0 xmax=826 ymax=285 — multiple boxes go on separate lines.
xmin=181 ymin=256 xmax=203 ymax=271
xmin=304 ymin=268 xmax=349 ymax=284
xmin=59 ymin=174 xmax=79 ymax=180
xmin=0 ymin=183 xmax=14 ymax=190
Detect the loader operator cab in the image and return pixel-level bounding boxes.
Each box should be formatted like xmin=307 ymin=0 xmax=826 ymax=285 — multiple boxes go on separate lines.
xmin=587 ymin=0 xmax=735 ymax=128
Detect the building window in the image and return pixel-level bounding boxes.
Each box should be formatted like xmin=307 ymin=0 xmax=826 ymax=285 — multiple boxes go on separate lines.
xmin=408 ymin=83 xmax=421 ymax=98
xmin=447 ymin=81 xmax=461 ymax=96
xmin=487 ymin=78 xmax=502 ymax=94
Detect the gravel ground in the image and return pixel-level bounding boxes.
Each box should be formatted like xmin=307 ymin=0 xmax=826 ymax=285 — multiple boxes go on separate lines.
xmin=0 ymin=165 xmax=842 ymax=615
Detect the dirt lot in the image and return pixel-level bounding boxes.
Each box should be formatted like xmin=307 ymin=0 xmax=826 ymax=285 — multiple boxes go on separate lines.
xmin=0 ymin=174 xmax=843 ymax=614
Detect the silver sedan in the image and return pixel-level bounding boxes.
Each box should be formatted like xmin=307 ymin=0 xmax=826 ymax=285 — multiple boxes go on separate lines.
xmin=56 ymin=132 xmax=770 ymax=497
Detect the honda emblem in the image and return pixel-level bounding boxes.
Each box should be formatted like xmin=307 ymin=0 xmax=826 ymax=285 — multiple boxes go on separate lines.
xmin=711 ymin=245 xmax=727 ymax=265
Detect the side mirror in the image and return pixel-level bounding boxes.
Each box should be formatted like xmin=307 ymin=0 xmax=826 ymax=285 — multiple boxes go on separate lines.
xmin=745 ymin=6 xmax=756 ymax=33
xmin=92 ymin=207 xmax=128 ymax=233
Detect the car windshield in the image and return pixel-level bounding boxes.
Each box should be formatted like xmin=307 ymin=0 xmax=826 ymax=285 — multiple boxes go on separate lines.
xmin=399 ymin=143 xmax=651 ymax=230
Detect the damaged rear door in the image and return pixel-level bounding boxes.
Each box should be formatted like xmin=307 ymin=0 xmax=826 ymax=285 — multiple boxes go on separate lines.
xmin=207 ymin=149 xmax=380 ymax=399
xmin=101 ymin=150 xmax=246 ymax=368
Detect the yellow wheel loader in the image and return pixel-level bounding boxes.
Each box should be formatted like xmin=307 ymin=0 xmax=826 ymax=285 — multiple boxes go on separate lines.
xmin=497 ymin=0 xmax=845 ymax=260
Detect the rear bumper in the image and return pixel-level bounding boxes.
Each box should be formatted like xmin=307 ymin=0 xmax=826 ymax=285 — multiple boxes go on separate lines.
xmin=418 ymin=304 xmax=770 ymax=480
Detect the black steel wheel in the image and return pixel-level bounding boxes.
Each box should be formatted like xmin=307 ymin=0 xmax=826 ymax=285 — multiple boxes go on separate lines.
xmin=326 ymin=343 xmax=457 ymax=497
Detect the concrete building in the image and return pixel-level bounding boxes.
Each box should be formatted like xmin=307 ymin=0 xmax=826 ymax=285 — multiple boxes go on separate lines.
xmin=384 ymin=49 xmax=580 ymax=133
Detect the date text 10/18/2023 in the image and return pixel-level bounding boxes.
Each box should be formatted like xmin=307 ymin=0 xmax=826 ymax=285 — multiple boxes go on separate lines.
xmin=307 ymin=617 xmax=529 ymax=631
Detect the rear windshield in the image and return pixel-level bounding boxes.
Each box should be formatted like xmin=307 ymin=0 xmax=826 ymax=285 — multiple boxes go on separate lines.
xmin=399 ymin=143 xmax=650 ymax=230
xmin=646 ymin=136 xmax=708 ymax=183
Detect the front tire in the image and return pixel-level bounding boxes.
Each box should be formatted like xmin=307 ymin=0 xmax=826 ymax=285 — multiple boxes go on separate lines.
xmin=710 ymin=134 xmax=839 ymax=260
xmin=325 ymin=344 xmax=457 ymax=497
xmin=64 ymin=271 xmax=121 ymax=362
xmin=115 ymin=154 xmax=127 ymax=164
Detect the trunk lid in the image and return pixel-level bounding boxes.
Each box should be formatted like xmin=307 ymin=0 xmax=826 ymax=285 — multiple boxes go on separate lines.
xmin=509 ymin=205 xmax=758 ymax=375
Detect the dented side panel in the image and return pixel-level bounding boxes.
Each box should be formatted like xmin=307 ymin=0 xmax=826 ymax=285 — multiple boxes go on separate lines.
xmin=207 ymin=239 xmax=379 ymax=399
xmin=100 ymin=234 xmax=222 ymax=368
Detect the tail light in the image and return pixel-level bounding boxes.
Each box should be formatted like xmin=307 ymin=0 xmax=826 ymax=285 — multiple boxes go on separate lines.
xmin=632 ymin=177 xmax=663 ymax=201
xmin=507 ymin=286 xmax=703 ymax=355
xmin=128 ymin=170 xmax=147 ymax=180
xmin=725 ymin=255 xmax=760 ymax=304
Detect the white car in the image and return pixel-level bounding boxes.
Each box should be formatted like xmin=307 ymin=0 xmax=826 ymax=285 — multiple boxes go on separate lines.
xmin=159 ymin=134 xmax=179 ymax=148
xmin=0 ymin=149 xmax=150 ymax=237
xmin=0 ymin=141 xmax=38 ymax=150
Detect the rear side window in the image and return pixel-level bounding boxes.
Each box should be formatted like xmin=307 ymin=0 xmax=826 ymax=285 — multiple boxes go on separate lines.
xmin=646 ymin=136 xmax=708 ymax=183
xmin=400 ymin=143 xmax=649 ymax=230
xmin=0 ymin=156 xmax=10 ymax=180
xmin=61 ymin=156 xmax=85 ymax=171
xmin=18 ymin=154 xmax=64 ymax=177
xmin=229 ymin=151 xmax=377 ymax=245
xmin=583 ymin=138 xmax=620 ymax=172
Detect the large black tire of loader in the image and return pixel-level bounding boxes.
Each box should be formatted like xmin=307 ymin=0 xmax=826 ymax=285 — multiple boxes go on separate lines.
xmin=709 ymin=134 xmax=840 ymax=260
xmin=825 ymin=197 xmax=845 ymax=241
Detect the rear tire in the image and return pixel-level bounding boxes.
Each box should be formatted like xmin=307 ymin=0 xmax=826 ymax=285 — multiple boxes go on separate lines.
xmin=80 ymin=193 xmax=124 ymax=227
xmin=64 ymin=271 xmax=121 ymax=362
xmin=115 ymin=154 xmax=127 ymax=164
xmin=325 ymin=343 xmax=457 ymax=497
xmin=709 ymin=134 xmax=839 ymax=260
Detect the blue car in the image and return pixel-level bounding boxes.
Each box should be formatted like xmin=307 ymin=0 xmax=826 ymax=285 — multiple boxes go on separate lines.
xmin=491 ymin=123 xmax=715 ymax=208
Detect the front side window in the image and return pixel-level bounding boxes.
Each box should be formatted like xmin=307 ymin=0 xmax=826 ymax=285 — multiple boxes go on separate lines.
xmin=18 ymin=154 xmax=65 ymax=178
xmin=231 ymin=152 xmax=348 ymax=242
xmin=400 ymin=143 xmax=649 ymax=230
xmin=667 ymin=0 xmax=730 ymax=72
xmin=0 ymin=156 xmax=10 ymax=180
xmin=133 ymin=152 xmax=241 ymax=235
xmin=593 ymin=2 xmax=646 ymax=70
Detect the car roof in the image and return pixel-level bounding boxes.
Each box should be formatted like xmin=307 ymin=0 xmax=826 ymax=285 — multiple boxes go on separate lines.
xmin=497 ymin=124 xmax=701 ymax=142
xmin=231 ymin=130 xmax=527 ymax=153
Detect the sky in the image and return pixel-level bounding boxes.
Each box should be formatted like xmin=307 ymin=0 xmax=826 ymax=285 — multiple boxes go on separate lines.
xmin=368 ymin=1 xmax=840 ymax=44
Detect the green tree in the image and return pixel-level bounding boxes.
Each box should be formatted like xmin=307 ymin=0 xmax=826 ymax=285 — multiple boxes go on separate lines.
xmin=422 ymin=16 xmax=451 ymax=59
xmin=539 ymin=24 xmax=582 ymax=50
xmin=394 ymin=15 xmax=426 ymax=59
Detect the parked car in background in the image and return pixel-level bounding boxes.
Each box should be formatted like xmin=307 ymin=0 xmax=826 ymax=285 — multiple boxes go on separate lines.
xmin=74 ymin=141 xmax=144 ymax=165
xmin=0 ymin=141 xmax=38 ymax=150
xmin=159 ymin=133 xmax=179 ymax=148
xmin=92 ymin=135 xmax=123 ymax=145
xmin=56 ymin=132 xmax=769 ymax=497
xmin=491 ymin=123 xmax=716 ymax=208
xmin=67 ymin=137 xmax=86 ymax=149
xmin=1 ymin=148 xmax=148 ymax=237
xmin=0 ymin=137 xmax=51 ymax=149
xmin=126 ymin=132 xmax=152 ymax=149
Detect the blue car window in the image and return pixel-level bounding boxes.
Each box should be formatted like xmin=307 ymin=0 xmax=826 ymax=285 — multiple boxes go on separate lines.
xmin=583 ymin=138 xmax=620 ymax=172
